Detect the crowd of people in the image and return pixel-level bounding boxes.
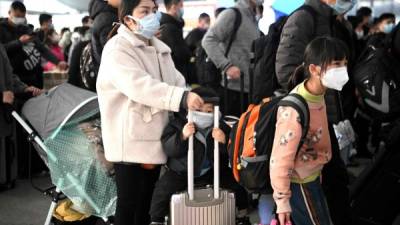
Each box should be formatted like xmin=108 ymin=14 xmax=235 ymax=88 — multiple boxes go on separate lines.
xmin=1 ymin=0 xmax=400 ymax=225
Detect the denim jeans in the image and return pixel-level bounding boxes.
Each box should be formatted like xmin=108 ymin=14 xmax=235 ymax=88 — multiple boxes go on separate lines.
xmin=258 ymin=194 xmax=274 ymax=224
xmin=290 ymin=178 xmax=333 ymax=225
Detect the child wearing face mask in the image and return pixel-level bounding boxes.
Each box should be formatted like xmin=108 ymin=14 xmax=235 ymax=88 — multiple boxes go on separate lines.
xmin=149 ymin=87 xmax=251 ymax=225
xmin=270 ymin=36 xmax=349 ymax=225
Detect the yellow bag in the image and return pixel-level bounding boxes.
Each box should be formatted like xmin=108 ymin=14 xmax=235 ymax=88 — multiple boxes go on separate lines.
xmin=53 ymin=200 xmax=90 ymax=222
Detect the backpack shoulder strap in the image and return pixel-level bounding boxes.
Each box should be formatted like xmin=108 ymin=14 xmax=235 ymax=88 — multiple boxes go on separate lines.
xmin=278 ymin=94 xmax=310 ymax=150
xmin=225 ymin=7 xmax=242 ymax=57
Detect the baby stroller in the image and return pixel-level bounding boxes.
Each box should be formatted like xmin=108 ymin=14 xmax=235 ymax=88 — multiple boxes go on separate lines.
xmin=10 ymin=83 xmax=116 ymax=225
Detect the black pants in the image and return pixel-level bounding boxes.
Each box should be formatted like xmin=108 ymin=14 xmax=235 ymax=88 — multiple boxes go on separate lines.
xmin=322 ymin=124 xmax=352 ymax=225
xmin=353 ymin=112 xmax=371 ymax=156
xmin=114 ymin=163 xmax=160 ymax=225
xmin=149 ymin=166 xmax=249 ymax=223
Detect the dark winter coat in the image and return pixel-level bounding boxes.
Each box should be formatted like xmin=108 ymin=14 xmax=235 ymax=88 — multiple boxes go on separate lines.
xmin=89 ymin=0 xmax=118 ymax=63
xmin=161 ymin=111 xmax=230 ymax=176
xmin=159 ymin=13 xmax=191 ymax=82
xmin=0 ymin=43 xmax=27 ymax=137
xmin=185 ymin=28 xmax=207 ymax=53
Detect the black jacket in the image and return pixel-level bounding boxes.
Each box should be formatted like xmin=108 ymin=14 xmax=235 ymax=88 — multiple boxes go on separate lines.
xmin=331 ymin=18 xmax=358 ymax=120
xmin=161 ymin=111 xmax=230 ymax=176
xmin=160 ymin=13 xmax=191 ymax=82
xmin=0 ymin=43 xmax=27 ymax=137
xmin=185 ymin=28 xmax=207 ymax=53
xmin=366 ymin=33 xmax=388 ymax=49
xmin=0 ymin=18 xmax=60 ymax=88
xmin=89 ymin=0 xmax=118 ymax=63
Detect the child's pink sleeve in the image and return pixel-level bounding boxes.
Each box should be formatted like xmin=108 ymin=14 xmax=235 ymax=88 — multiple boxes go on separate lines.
xmin=269 ymin=106 xmax=302 ymax=214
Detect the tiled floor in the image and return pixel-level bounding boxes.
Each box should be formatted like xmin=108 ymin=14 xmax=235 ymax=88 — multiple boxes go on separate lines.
xmin=0 ymin=176 xmax=52 ymax=225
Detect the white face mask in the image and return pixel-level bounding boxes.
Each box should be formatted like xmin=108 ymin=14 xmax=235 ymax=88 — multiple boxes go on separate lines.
xmin=11 ymin=16 xmax=27 ymax=26
xmin=355 ymin=30 xmax=364 ymax=39
xmin=191 ymin=111 xmax=214 ymax=129
xmin=321 ymin=67 xmax=349 ymax=91
xmin=127 ymin=12 xmax=161 ymax=40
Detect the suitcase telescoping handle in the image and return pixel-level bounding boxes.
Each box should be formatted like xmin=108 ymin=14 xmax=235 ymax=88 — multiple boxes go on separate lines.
xmin=223 ymin=72 xmax=245 ymax=114
xmin=187 ymin=100 xmax=220 ymax=201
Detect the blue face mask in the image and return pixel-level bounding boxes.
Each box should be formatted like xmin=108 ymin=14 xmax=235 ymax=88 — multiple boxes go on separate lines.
xmin=383 ymin=23 xmax=395 ymax=34
xmin=128 ymin=11 xmax=161 ymax=39
xmin=329 ymin=0 xmax=356 ymax=15
xmin=178 ymin=8 xmax=184 ymax=18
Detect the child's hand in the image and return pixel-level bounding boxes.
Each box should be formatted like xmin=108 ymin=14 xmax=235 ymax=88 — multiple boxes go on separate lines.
xmin=212 ymin=128 xmax=226 ymax=144
xmin=182 ymin=122 xmax=196 ymax=140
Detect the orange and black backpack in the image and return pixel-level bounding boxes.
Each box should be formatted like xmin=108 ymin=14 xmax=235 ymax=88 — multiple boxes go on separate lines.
xmin=228 ymin=93 xmax=310 ymax=193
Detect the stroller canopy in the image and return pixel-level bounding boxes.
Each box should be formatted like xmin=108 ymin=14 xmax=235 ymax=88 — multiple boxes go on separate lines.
xmin=22 ymin=83 xmax=97 ymax=140
xmin=21 ymin=83 xmax=117 ymax=218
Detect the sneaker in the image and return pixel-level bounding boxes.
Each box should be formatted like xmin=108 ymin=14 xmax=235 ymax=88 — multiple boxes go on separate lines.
xmin=236 ymin=216 xmax=251 ymax=225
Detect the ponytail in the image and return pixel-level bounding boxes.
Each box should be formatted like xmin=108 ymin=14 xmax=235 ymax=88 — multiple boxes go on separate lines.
xmin=288 ymin=64 xmax=306 ymax=91
xmin=108 ymin=23 xmax=121 ymax=41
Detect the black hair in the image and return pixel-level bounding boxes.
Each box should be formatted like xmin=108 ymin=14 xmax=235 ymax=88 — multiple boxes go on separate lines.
xmin=377 ymin=13 xmax=395 ymax=24
xmin=82 ymin=16 xmax=91 ymax=24
xmin=191 ymin=87 xmax=218 ymax=99
xmin=348 ymin=15 xmax=363 ymax=28
xmin=288 ymin=37 xmax=349 ymax=91
xmin=108 ymin=0 xmax=157 ymax=40
xmin=61 ymin=27 xmax=70 ymax=34
xmin=215 ymin=7 xmax=226 ymax=18
xmin=10 ymin=1 xmax=26 ymax=13
xmin=356 ymin=7 xmax=372 ymax=18
xmin=39 ymin=13 xmax=52 ymax=25
xmin=164 ymin=0 xmax=182 ymax=10
xmin=74 ymin=26 xmax=90 ymax=35
xmin=199 ymin=13 xmax=210 ymax=20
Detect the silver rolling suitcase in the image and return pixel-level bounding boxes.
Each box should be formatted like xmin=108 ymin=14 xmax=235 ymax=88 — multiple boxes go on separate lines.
xmin=170 ymin=103 xmax=236 ymax=225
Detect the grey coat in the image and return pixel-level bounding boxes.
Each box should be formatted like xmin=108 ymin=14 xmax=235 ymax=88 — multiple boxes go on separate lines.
xmin=202 ymin=0 xmax=260 ymax=92
xmin=275 ymin=0 xmax=343 ymax=123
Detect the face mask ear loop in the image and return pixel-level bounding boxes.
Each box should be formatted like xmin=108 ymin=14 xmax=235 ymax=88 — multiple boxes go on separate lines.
xmin=126 ymin=15 xmax=141 ymax=32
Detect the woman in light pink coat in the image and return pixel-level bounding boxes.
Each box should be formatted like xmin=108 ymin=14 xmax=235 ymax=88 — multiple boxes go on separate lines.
xmin=96 ymin=0 xmax=203 ymax=224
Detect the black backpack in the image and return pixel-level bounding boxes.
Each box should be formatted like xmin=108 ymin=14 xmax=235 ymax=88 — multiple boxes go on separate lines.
xmin=80 ymin=41 xmax=99 ymax=92
xmin=251 ymin=5 xmax=317 ymax=103
xmin=195 ymin=8 xmax=242 ymax=87
xmin=228 ymin=93 xmax=310 ymax=193
xmin=353 ymin=25 xmax=400 ymax=122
